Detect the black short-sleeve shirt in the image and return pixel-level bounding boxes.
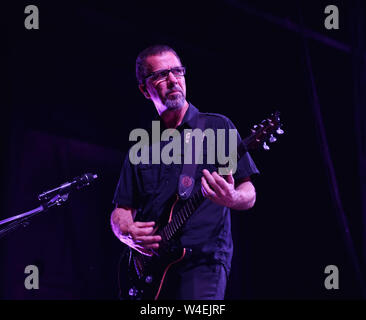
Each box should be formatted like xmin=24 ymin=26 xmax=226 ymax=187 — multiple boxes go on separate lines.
xmin=113 ymin=103 xmax=259 ymax=273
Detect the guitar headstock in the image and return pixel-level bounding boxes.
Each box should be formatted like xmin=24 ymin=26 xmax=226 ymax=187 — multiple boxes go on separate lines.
xmin=244 ymin=111 xmax=284 ymax=151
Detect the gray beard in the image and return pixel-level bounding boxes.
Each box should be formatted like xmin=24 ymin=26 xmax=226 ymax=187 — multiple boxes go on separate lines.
xmin=164 ymin=93 xmax=185 ymax=110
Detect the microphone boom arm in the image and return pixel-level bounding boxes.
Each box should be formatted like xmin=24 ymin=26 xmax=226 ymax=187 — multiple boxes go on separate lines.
xmin=0 ymin=193 xmax=69 ymax=239
xmin=0 ymin=173 xmax=97 ymax=239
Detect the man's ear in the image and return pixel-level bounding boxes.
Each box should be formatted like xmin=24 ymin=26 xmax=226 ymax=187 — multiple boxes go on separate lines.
xmin=139 ymin=83 xmax=151 ymax=99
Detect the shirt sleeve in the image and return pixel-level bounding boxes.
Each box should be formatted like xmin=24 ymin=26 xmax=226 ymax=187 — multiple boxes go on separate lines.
xmin=112 ymin=152 xmax=139 ymax=209
xmin=224 ymin=117 xmax=260 ymax=181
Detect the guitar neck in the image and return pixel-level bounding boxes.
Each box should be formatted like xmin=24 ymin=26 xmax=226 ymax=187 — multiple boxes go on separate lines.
xmin=159 ymin=189 xmax=205 ymax=242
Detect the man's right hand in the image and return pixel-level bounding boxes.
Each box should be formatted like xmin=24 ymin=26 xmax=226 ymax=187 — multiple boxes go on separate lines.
xmin=111 ymin=206 xmax=162 ymax=256
xmin=126 ymin=221 xmax=162 ymax=256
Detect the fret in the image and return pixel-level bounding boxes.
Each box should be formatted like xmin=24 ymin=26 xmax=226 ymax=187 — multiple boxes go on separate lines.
xmin=167 ymin=223 xmax=172 ymax=237
xmin=186 ymin=205 xmax=192 ymax=218
xmin=164 ymin=228 xmax=170 ymax=241
xmin=169 ymin=223 xmax=174 ymax=238
xmin=193 ymin=193 xmax=200 ymax=206
xmin=197 ymin=191 xmax=204 ymax=202
xmin=169 ymin=222 xmax=175 ymax=236
xmin=191 ymin=193 xmax=198 ymax=206
xmin=174 ymin=219 xmax=180 ymax=231
xmin=174 ymin=217 xmax=180 ymax=229
xmin=163 ymin=226 xmax=168 ymax=240
xmin=166 ymin=224 xmax=172 ymax=239
xmin=160 ymin=228 xmax=167 ymax=242
xmin=185 ymin=201 xmax=192 ymax=214
xmin=178 ymin=212 xmax=184 ymax=225
xmin=177 ymin=211 xmax=184 ymax=226
xmin=171 ymin=219 xmax=177 ymax=234
xmin=181 ymin=212 xmax=186 ymax=224
xmin=174 ymin=215 xmax=181 ymax=229
xmin=183 ymin=206 xmax=189 ymax=219
xmin=187 ymin=199 xmax=193 ymax=213
xmin=177 ymin=209 xmax=183 ymax=221
xmin=188 ymin=199 xmax=195 ymax=212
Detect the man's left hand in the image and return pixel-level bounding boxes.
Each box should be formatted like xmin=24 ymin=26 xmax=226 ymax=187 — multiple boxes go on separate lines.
xmin=201 ymin=169 xmax=238 ymax=208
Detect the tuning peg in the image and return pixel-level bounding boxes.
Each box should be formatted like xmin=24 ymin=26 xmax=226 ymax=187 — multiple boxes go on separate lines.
xmin=269 ymin=134 xmax=277 ymax=143
xmin=129 ymin=286 xmax=139 ymax=297
xmin=263 ymin=142 xmax=270 ymax=150
xmin=276 ymin=127 xmax=284 ymax=135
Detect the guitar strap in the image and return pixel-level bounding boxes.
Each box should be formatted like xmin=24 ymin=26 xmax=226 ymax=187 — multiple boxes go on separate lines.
xmin=178 ymin=115 xmax=206 ymax=200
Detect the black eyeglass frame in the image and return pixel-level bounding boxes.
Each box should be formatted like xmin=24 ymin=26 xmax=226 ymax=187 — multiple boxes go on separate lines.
xmin=143 ymin=66 xmax=186 ymax=83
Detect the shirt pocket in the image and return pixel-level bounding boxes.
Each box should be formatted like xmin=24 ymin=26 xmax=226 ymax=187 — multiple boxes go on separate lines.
xmin=138 ymin=165 xmax=159 ymax=195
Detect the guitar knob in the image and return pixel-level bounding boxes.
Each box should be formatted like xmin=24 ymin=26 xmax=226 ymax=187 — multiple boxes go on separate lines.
xmin=263 ymin=142 xmax=270 ymax=150
xmin=145 ymin=275 xmax=153 ymax=284
xmin=269 ymin=134 xmax=277 ymax=143
xmin=276 ymin=127 xmax=284 ymax=135
xmin=129 ymin=287 xmax=139 ymax=297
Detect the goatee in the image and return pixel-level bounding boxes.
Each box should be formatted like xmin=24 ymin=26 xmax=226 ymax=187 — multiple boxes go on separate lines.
xmin=164 ymin=92 xmax=185 ymax=110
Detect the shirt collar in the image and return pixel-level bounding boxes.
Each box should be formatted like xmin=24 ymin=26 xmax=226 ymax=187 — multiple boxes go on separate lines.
xmin=178 ymin=102 xmax=199 ymax=129
xmin=156 ymin=102 xmax=200 ymax=130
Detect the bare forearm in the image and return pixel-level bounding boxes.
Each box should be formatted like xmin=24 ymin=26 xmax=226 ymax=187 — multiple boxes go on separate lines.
xmin=110 ymin=206 xmax=161 ymax=255
xmin=201 ymin=170 xmax=257 ymax=211
xmin=110 ymin=206 xmax=135 ymax=241
xmin=230 ymin=181 xmax=256 ymax=211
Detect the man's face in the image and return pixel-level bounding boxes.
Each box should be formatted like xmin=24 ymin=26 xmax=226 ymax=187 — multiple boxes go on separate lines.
xmin=141 ymin=51 xmax=186 ymax=111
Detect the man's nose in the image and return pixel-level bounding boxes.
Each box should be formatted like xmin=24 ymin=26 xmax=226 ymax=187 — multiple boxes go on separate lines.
xmin=167 ymin=71 xmax=178 ymax=85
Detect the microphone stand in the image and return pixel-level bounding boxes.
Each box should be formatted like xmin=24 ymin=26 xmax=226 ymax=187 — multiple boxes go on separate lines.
xmin=0 ymin=193 xmax=70 ymax=240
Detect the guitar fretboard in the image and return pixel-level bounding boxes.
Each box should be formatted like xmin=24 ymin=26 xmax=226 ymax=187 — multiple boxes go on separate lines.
xmin=159 ymin=190 xmax=205 ymax=242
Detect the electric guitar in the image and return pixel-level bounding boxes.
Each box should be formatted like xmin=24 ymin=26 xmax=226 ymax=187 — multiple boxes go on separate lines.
xmin=118 ymin=111 xmax=283 ymax=300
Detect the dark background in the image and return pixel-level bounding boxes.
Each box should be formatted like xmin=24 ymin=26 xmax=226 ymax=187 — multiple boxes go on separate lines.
xmin=1 ymin=0 xmax=365 ymax=299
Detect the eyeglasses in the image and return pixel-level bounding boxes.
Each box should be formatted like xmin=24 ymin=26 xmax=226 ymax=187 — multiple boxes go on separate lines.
xmin=144 ymin=66 xmax=186 ymax=83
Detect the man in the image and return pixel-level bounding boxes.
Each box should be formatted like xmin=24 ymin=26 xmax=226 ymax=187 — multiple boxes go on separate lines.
xmin=111 ymin=45 xmax=259 ymax=299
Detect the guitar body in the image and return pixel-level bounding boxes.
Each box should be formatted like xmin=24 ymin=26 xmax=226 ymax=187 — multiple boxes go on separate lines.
xmin=120 ymin=244 xmax=187 ymax=300
xmin=119 ymin=194 xmax=189 ymax=300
